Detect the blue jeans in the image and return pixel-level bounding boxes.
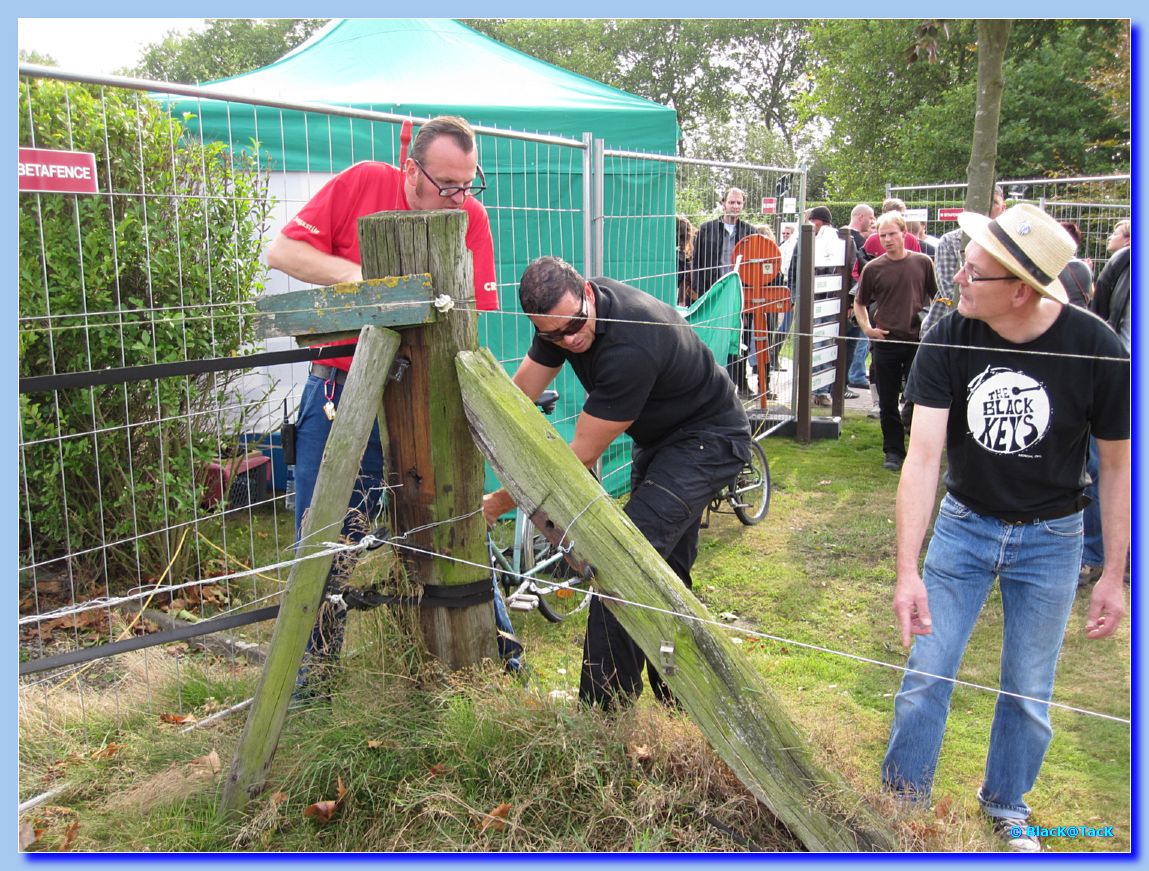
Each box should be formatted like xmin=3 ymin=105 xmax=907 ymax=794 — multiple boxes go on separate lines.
xmin=294 ymin=374 xmax=385 ymax=545
xmin=1081 ymin=438 xmax=1103 ymax=567
xmin=846 ymin=322 xmax=870 ymax=385
xmin=882 ymin=493 xmax=1083 ymax=820
xmin=294 ymin=373 xmax=385 ymax=662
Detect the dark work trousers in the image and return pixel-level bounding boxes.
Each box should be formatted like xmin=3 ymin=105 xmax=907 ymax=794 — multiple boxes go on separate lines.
xmin=579 ymin=429 xmax=749 ymax=710
xmin=724 ymin=314 xmax=753 ymax=392
xmin=872 ymin=341 xmax=918 ymax=460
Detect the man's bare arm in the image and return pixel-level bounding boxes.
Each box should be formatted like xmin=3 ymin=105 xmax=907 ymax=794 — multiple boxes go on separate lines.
xmin=266 ymin=234 xmax=362 ymax=285
xmin=853 ymin=298 xmax=888 ymax=340
xmin=892 ymin=404 xmax=949 ymax=647
xmin=1086 ymin=437 xmax=1130 ymax=639
xmin=481 ymin=356 xmax=563 ymax=525
xmin=511 ymin=356 xmax=561 ymax=403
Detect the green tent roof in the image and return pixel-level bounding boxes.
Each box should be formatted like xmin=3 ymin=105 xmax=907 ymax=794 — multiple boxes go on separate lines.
xmin=192 ymin=18 xmax=678 ymax=156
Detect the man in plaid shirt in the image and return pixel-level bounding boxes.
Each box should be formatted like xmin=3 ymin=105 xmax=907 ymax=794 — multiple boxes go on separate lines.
xmin=920 ymin=186 xmax=1005 ymax=337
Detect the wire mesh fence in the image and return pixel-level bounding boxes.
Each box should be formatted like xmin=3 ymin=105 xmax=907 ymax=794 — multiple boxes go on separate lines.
xmin=17 ymin=65 xmax=807 ymax=731
xmin=887 ymin=175 xmax=1132 ymax=276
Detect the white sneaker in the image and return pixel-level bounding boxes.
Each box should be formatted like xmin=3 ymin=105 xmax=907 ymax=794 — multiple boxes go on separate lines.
xmin=992 ymin=818 xmax=1041 ymax=853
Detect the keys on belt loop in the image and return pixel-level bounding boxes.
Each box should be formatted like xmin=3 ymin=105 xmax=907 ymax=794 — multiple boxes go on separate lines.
xmin=323 ymin=375 xmax=337 ymax=421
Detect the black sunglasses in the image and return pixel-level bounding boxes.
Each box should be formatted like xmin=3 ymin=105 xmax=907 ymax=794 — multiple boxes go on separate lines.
xmin=412 ymin=158 xmax=486 ymax=198
xmin=535 ymin=292 xmax=589 ymax=343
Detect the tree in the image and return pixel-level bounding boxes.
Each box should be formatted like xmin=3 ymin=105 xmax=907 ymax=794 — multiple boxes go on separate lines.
xmin=130 ymin=18 xmax=328 ymax=83
xmin=19 ymin=77 xmax=272 ymax=586
xmin=802 ymin=19 xmax=1130 ymax=199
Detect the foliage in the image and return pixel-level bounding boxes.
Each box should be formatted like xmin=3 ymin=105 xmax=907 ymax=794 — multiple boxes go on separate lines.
xmin=463 ymin=19 xmax=812 ymax=156
xmin=130 ymin=19 xmax=328 ymax=83
xmin=19 ymin=48 xmax=57 ymax=66
xmin=803 ymin=19 xmax=1131 ymax=199
xmin=18 ymin=77 xmax=272 ymax=585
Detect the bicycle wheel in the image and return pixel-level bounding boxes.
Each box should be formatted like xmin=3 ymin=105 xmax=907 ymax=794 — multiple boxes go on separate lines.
xmin=730 ymin=439 xmax=771 ymax=525
xmin=528 ymin=529 xmax=593 ymax=623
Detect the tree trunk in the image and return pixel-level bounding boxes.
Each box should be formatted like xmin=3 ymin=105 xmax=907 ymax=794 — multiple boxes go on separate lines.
xmin=965 ymin=21 xmax=1012 ymax=214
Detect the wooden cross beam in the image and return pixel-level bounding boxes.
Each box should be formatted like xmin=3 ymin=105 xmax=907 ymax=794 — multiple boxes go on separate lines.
xmin=255 ymin=273 xmax=439 ymax=341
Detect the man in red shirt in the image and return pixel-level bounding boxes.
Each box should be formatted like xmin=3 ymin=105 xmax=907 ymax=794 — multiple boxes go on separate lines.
xmin=266 ymin=115 xmax=499 ymax=683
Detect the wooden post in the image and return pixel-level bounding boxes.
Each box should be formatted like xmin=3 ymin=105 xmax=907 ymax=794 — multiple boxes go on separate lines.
xmin=358 ymin=211 xmax=496 ymax=669
xmin=220 ymin=325 xmax=400 ymax=819
xmin=456 ymin=348 xmax=896 ymax=852
xmin=796 ymin=224 xmax=815 ymax=443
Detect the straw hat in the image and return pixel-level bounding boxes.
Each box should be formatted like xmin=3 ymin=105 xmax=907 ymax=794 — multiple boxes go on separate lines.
xmin=957 ymin=203 xmax=1075 ymax=304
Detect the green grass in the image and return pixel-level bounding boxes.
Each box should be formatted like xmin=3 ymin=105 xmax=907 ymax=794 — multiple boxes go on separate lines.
xmin=18 ymin=414 xmax=1130 ymax=853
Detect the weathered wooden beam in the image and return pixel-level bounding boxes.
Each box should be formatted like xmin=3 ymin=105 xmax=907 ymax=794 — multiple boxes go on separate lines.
xmin=219 ymin=325 xmax=400 ymax=820
xmin=255 ymin=274 xmax=436 ymax=338
xmin=359 ymin=211 xmax=495 ymax=669
xmin=456 ymin=348 xmax=895 ymax=852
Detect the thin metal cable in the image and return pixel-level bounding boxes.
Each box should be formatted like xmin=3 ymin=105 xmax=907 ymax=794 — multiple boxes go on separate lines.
xmin=385 ymin=537 xmax=1131 ymax=725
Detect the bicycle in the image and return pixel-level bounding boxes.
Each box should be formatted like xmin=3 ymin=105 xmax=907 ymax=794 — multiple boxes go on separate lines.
xmin=488 ymin=395 xmax=771 ymax=622
xmin=488 ymin=390 xmax=595 ymax=623
xmin=703 ymin=435 xmax=771 ymax=527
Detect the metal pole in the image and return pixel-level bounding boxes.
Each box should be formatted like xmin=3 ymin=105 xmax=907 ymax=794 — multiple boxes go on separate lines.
xmin=592 ymin=138 xmax=605 ymax=278
xmin=582 ymin=133 xmax=595 ymax=278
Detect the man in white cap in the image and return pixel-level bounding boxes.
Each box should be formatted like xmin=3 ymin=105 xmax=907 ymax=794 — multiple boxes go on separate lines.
xmin=880 ymin=204 xmax=1130 ymax=852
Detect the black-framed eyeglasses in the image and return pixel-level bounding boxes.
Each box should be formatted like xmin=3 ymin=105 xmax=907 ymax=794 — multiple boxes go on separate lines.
xmin=534 ymin=292 xmax=589 ymax=343
xmin=957 ymin=263 xmax=1016 ymax=284
xmin=412 ymin=158 xmax=486 ymax=199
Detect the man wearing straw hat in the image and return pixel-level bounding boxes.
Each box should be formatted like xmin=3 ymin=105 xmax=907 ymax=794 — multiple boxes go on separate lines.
xmin=881 ymin=204 xmax=1129 ymax=852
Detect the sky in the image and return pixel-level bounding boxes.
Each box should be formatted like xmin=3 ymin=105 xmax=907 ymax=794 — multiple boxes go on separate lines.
xmin=17 ymin=18 xmax=208 ymax=74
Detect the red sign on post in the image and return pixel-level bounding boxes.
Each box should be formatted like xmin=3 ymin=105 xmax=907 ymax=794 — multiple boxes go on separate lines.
xmin=18 ymin=148 xmax=99 ymax=195
xmin=938 ymin=207 xmax=964 ymax=221
xmin=760 ymin=197 xmax=777 ymax=215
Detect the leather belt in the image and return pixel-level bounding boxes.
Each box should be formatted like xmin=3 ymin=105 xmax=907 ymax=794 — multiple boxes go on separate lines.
xmin=310 ymin=363 xmax=348 ymax=384
xmin=995 ymin=495 xmax=1089 ymax=526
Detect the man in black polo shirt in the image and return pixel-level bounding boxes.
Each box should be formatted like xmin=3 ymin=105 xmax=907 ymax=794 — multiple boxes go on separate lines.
xmin=483 ymin=256 xmax=752 ymax=709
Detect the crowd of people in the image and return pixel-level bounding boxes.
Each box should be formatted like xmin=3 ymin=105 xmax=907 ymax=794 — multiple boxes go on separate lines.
xmin=265 ymin=113 xmax=1130 ymax=853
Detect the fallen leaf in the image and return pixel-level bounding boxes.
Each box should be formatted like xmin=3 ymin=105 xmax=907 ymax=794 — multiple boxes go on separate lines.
xmin=160 ymin=712 xmax=197 ymax=725
xmin=303 ymin=776 xmax=346 ymax=825
xmin=427 ymin=763 xmax=448 ymax=778
xmin=190 ymin=749 xmax=221 ymax=774
xmin=60 ymin=820 xmax=80 ymax=851
xmin=934 ymin=795 xmax=953 ymax=819
xmin=91 ymin=743 xmax=124 ymax=760
xmin=479 ymin=802 xmax=512 ymax=832
xmin=367 ymin=740 xmax=384 ymax=749
xmin=628 ymin=744 xmax=653 ymax=768
xmin=19 ymin=820 xmax=42 ymax=850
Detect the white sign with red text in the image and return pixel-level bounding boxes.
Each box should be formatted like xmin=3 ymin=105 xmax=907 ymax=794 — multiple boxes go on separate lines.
xmin=18 ymin=148 xmax=99 ymax=194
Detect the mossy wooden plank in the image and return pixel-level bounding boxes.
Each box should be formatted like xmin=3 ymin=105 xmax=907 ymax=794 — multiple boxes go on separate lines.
xmin=219 ymin=325 xmax=400 ymax=819
xmin=254 ymin=274 xmax=436 ymax=337
xmin=456 ymin=348 xmax=895 ymax=852
xmin=359 ymin=210 xmax=495 ymax=670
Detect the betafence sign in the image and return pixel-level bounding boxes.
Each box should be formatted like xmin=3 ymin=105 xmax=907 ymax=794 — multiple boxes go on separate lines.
xmin=18 ymin=148 xmax=99 ymax=195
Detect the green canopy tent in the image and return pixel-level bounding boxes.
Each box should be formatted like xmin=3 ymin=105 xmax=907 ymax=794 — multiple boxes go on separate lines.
xmin=168 ymin=18 xmax=680 ymax=493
